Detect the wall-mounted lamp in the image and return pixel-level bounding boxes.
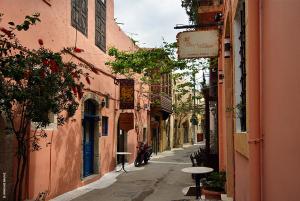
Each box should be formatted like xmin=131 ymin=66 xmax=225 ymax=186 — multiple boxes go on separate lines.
xmin=224 ymin=38 xmax=231 ymax=58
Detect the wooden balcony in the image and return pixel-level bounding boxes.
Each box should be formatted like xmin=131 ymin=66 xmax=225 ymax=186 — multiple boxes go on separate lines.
xmin=150 ymin=93 xmax=172 ymax=121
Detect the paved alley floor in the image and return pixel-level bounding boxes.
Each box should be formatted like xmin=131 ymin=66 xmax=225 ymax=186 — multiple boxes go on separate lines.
xmin=52 ymin=144 xmax=231 ymax=201
xmin=71 ymin=145 xmax=198 ymax=201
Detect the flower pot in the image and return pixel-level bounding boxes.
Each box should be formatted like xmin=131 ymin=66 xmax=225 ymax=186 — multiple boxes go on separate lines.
xmin=202 ymin=188 xmax=222 ymax=200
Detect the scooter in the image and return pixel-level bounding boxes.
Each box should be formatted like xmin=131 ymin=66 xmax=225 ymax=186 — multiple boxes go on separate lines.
xmin=134 ymin=142 xmax=152 ymax=167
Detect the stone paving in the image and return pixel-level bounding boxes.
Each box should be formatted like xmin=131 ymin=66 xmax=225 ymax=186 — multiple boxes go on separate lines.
xmin=51 ymin=143 xmax=232 ymax=201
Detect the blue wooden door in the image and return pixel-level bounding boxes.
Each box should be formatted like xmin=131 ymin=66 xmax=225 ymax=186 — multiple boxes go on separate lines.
xmin=83 ymin=100 xmax=97 ymax=177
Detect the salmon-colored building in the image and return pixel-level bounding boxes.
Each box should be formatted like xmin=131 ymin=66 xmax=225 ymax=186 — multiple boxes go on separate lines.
xmin=178 ymin=0 xmax=300 ymax=200
xmin=217 ymin=0 xmax=300 ymax=200
xmin=0 ymin=0 xmax=150 ymax=200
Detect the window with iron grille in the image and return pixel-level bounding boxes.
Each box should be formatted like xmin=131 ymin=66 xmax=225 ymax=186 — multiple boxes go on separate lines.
xmin=234 ymin=0 xmax=247 ymax=132
xmin=95 ymin=0 xmax=106 ymax=52
xmin=71 ymin=0 xmax=88 ymax=36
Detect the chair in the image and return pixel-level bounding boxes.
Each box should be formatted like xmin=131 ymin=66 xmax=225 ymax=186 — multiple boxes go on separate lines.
xmin=190 ymin=154 xmax=196 ymax=167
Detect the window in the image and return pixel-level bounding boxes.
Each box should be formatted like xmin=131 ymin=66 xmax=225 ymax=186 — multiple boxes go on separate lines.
xmin=102 ymin=116 xmax=108 ymax=136
xmin=95 ymin=0 xmax=106 ymax=51
xmin=71 ymin=0 xmax=88 ymax=36
xmin=105 ymin=95 xmax=109 ymax=108
xmin=234 ymin=0 xmax=247 ymax=132
xmin=161 ymin=73 xmax=172 ymax=96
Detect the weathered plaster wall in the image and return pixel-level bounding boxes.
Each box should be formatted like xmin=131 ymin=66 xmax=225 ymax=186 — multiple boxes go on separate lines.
xmin=1 ymin=0 xmax=147 ymax=199
xmin=262 ymin=1 xmax=300 ymax=201
xmin=235 ymin=152 xmax=250 ymax=201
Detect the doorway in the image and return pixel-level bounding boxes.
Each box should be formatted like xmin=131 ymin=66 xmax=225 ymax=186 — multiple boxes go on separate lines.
xmin=183 ymin=122 xmax=189 ymax=143
xmin=83 ymin=99 xmax=98 ymax=177
xmin=117 ymin=121 xmax=127 ymax=164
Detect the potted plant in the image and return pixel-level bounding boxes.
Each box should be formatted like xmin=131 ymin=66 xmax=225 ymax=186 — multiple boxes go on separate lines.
xmin=201 ymin=171 xmax=226 ymax=200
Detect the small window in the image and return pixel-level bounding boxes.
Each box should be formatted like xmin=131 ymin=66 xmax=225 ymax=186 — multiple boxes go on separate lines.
xmin=71 ymin=0 xmax=88 ymax=36
xmin=95 ymin=0 xmax=106 ymax=51
xmin=102 ymin=116 xmax=108 ymax=136
xmin=234 ymin=0 xmax=247 ymax=132
xmin=105 ymin=95 xmax=109 ymax=108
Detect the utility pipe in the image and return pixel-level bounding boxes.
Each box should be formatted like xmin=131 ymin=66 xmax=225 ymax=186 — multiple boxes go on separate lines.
xmin=259 ymin=0 xmax=264 ymax=200
xmin=247 ymin=0 xmax=262 ymax=201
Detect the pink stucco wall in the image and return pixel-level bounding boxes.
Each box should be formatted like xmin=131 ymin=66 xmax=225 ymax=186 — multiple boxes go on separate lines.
xmin=235 ymin=152 xmax=250 ymax=201
xmin=262 ymin=1 xmax=300 ymax=201
xmin=1 ymin=0 xmax=149 ymax=199
xmin=222 ymin=0 xmax=300 ymax=200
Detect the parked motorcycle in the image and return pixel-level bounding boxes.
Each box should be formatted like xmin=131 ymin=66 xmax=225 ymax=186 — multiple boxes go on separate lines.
xmin=134 ymin=142 xmax=152 ymax=167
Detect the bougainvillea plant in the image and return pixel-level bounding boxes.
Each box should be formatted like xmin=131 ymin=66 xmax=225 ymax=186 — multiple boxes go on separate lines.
xmin=0 ymin=13 xmax=96 ymax=201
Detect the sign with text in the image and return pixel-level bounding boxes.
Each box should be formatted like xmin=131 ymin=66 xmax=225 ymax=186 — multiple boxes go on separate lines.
xmin=119 ymin=79 xmax=134 ymax=109
xmin=119 ymin=113 xmax=134 ymax=131
xmin=177 ymin=30 xmax=219 ymax=59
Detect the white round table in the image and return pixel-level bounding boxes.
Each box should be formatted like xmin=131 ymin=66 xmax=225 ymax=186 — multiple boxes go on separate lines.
xmin=181 ymin=167 xmax=213 ymax=200
xmin=116 ymin=152 xmax=132 ymax=172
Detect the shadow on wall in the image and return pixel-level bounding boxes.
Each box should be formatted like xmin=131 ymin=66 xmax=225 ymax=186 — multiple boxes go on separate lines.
xmin=0 ymin=115 xmax=15 ymax=201
xmin=100 ymin=138 xmax=116 ymax=174
xmin=49 ymin=120 xmax=81 ymax=199
xmin=127 ymin=129 xmax=138 ymax=163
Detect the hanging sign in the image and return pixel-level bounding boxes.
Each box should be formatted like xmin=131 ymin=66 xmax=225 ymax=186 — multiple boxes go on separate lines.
xmin=119 ymin=79 xmax=134 ymax=109
xmin=177 ymin=30 xmax=219 ymax=59
xmin=119 ymin=113 xmax=134 ymax=131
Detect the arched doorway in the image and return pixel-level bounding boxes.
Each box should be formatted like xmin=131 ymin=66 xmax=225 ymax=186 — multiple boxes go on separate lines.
xmin=82 ymin=99 xmax=99 ymax=177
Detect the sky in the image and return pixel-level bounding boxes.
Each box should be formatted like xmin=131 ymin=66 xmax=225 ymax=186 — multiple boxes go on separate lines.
xmin=114 ymin=0 xmax=190 ymax=48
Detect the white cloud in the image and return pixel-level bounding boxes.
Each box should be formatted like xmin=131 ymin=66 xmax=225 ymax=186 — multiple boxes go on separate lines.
xmin=114 ymin=0 xmax=189 ymax=48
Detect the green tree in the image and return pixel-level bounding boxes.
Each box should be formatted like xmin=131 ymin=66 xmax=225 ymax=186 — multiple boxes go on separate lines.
xmin=0 ymin=14 xmax=95 ymax=201
xmin=106 ymin=42 xmax=186 ymax=83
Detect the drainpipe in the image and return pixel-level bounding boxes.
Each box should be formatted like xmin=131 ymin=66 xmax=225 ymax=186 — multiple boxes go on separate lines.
xmin=259 ymin=0 xmax=264 ymax=200
xmin=248 ymin=0 xmax=262 ymax=201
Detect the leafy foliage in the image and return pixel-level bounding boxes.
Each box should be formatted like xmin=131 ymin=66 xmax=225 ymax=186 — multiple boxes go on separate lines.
xmin=0 ymin=13 xmax=93 ymax=201
xmin=181 ymin=0 xmax=199 ymax=24
xmin=201 ymin=171 xmax=226 ymax=192
xmin=106 ymin=42 xmax=186 ymax=83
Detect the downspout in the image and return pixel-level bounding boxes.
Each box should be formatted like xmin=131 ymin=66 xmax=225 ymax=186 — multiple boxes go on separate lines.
xmin=259 ymin=0 xmax=264 ymax=200
xmin=247 ymin=1 xmax=262 ymax=201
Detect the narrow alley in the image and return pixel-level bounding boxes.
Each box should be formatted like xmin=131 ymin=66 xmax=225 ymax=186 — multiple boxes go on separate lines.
xmin=53 ymin=145 xmax=217 ymax=201
xmin=1 ymin=0 xmax=300 ymax=201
